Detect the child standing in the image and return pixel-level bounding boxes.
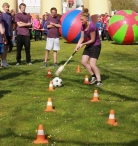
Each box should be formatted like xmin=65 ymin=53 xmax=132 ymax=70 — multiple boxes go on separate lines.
xmin=0 ymin=10 xmax=7 ymax=68
xmin=96 ymin=17 xmax=103 ymax=39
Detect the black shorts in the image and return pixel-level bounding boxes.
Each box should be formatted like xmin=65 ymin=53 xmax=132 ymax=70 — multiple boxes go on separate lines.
xmin=5 ymin=36 xmax=12 ymax=45
xmin=82 ymin=44 xmax=101 ymax=59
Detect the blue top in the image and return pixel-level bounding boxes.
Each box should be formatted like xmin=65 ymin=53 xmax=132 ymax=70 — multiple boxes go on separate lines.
xmin=96 ymin=21 xmax=103 ymax=30
xmin=42 ymin=20 xmax=48 ymax=34
xmin=2 ymin=12 xmax=12 ymax=36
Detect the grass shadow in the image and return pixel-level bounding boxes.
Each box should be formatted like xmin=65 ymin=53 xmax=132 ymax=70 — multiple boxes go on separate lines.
xmin=101 ymin=67 xmax=138 ymax=83
xmin=0 ymin=90 xmax=12 ymax=99
xmin=47 ymin=138 xmax=138 ymax=146
xmin=99 ymin=88 xmax=138 ymax=101
xmin=0 ymin=70 xmax=31 ymax=80
xmin=58 ymin=60 xmax=76 ymax=66
xmin=111 ymin=42 xmax=138 ymax=46
xmin=0 ymin=128 xmax=34 ymax=140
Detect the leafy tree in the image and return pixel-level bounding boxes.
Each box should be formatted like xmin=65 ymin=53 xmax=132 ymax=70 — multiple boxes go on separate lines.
xmin=110 ymin=0 xmax=138 ymax=12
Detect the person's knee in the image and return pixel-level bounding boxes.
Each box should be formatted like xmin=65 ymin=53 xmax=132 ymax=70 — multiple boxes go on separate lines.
xmin=81 ymin=60 xmax=87 ymax=66
xmin=90 ymin=62 xmax=96 ymax=69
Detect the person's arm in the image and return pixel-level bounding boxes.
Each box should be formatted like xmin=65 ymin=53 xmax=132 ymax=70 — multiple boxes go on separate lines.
xmin=82 ymin=31 xmax=96 ymax=46
xmin=75 ymin=31 xmax=96 ymax=51
xmin=50 ymin=22 xmax=61 ymax=28
xmin=0 ymin=23 xmax=7 ymax=44
xmin=47 ymin=24 xmax=55 ymax=28
xmin=0 ymin=23 xmax=4 ymax=34
xmin=74 ymin=31 xmax=84 ymax=51
xmin=17 ymin=21 xmax=31 ymax=27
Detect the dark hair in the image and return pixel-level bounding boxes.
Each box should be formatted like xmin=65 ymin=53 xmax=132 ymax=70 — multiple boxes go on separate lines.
xmin=81 ymin=8 xmax=90 ymax=17
xmin=50 ymin=7 xmax=57 ymax=12
xmin=19 ymin=3 xmax=26 ymax=9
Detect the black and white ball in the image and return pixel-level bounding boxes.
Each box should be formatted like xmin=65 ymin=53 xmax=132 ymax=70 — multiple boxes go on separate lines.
xmin=52 ymin=77 xmax=62 ymax=87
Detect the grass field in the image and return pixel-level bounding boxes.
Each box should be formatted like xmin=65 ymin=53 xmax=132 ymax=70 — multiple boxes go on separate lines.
xmin=0 ymin=38 xmax=138 ymax=146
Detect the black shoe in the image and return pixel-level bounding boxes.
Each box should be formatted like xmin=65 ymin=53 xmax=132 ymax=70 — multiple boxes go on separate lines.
xmin=53 ymin=63 xmax=58 ymax=67
xmin=43 ymin=62 xmax=47 ymax=67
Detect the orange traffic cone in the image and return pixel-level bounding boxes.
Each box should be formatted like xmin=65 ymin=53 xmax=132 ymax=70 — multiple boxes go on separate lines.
xmin=76 ymin=65 xmax=81 ymax=73
xmin=44 ymin=98 xmax=54 ymax=112
xmin=34 ymin=124 xmax=48 ymax=144
xmin=47 ymin=69 xmax=52 ymax=78
xmin=84 ymin=75 xmax=90 ymax=85
xmin=107 ymin=110 xmax=118 ymax=126
xmin=91 ymin=90 xmax=100 ymax=102
xmin=48 ymin=81 xmax=54 ymax=91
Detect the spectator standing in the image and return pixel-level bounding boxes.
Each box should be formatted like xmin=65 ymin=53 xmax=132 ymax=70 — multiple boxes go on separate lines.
xmin=43 ymin=7 xmax=61 ymax=67
xmin=1 ymin=2 xmax=12 ymax=67
xmin=15 ymin=3 xmax=32 ymax=65
xmin=104 ymin=16 xmax=112 ymax=41
xmin=0 ymin=10 xmax=7 ymax=68
xmin=33 ymin=15 xmax=41 ymax=41
xmin=96 ymin=17 xmax=103 ymax=39
xmin=9 ymin=9 xmax=16 ymax=52
xmin=42 ymin=14 xmax=48 ymax=41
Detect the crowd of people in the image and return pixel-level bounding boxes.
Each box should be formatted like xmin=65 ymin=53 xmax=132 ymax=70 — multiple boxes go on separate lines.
xmin=96 ymin=13 xmax=112 ymax=41
xmin=0 ymin=2 xmax=113 ymax=86
xmin=0 ymin=2 xmax=52 ymax=68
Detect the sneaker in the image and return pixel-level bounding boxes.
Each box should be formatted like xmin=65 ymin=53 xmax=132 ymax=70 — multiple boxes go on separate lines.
xmin=96 ymin=82 xmax=103 ymax=87
xmin=53 ymin=63 xmax=58 ymax=67
xmin=4 ymin=60 xmax=11 ymax=67
xmin=2 ymin=60 xmax=7 ymax=67
xmin=27 ymin=62 xmax=33 ymax=65
xmin=16 ymin=63 xmax=20 ymax=66
xmin=43 ymin=62 xmax=47 ymax=67
xmin=90 ymin=77 xmax=97 ymax=84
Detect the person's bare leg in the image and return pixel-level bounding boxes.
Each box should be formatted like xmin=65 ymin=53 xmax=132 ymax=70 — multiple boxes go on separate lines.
xmin=2 ymin=45 xmax=8 ymax=60
xmin=90 ymin=58 xmax=101 ymax=81
xmin=44 ymin=50 xmax=50 ymax=62
xmin=81 ymin=55 xmax=94 ymax=75
xmin=53 ymin=51 xmax=57 ymax=64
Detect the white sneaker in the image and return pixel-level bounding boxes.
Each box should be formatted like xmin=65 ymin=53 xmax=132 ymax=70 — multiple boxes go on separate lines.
xmin=27 ymin=63 xmax=33 ymax=65
xmin=2 ymin=60 xmax=7 ymax=67
xmin=4 ymin=60 xmax=11 ymax=67
xmin=90 ymin=77 xmax=97 ymax=84
xmin=96 ymin=82 xmax=103 ymax=87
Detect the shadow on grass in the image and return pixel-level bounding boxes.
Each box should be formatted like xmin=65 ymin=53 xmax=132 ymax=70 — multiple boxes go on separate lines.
xmin=99 ymin=88 xmax=138 ymax=101
xmin=48 ymin=139 xmax=138 ymax=146
xmin=0 ymin=70 xmax=31 ymax=80
xmin=31 ymin=59 xmax=43 ymax=64
xmin=101 ymin=67 xmax=138 ymax=83
xmin=0 ymin=128 xmax=34 ymax=140
xmin=111 ymin=42 xmax=138 ymax=46
xmin=58 ymin=60 xmax=76 ymax=66
xmin=0 ymin=90 xmax=11 ymax=99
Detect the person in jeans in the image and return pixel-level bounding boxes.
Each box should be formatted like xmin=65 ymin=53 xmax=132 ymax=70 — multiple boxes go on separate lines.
xmin=42 ymin=14 xmax=48 ymax=41
xmin=43 ymin=7 xmax=61 ymax=67
xmin=1 ymin=2 xmax=12 ymax=67
xmin=9 ymin=9 xmax=16 ymax=52
xmin=15 ymin=3 xmax=32 ymax=65
xmin=0 ymin=10 xmax=7 ymax=68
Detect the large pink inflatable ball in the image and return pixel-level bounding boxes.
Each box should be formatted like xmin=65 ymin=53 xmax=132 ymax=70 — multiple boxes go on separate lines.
xmin=60 ymin=10 xmax=82 ymax=43
xmin=108 ymin=10 xmax=138 ymax=45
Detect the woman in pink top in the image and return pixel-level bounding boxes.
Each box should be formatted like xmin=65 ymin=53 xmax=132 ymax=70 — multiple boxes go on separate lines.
xmin=104 ymin=16 xmax=112 ymax=41
xmin=33 ymin=15 xmax=41 ymax=41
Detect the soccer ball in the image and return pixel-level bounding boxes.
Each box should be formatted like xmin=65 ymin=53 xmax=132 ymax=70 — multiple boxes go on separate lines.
xmin=52 ymin=77 xmax=62 ymax=87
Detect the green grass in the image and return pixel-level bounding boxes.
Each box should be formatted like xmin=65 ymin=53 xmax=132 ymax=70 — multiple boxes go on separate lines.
xmin=0 ymin=38 xmax=138 ymax=146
